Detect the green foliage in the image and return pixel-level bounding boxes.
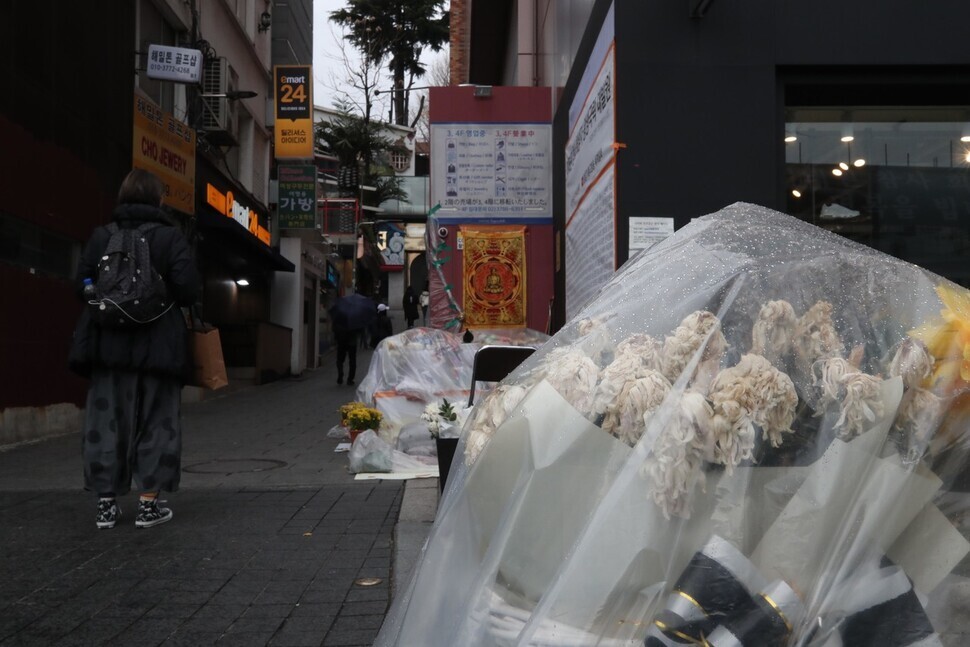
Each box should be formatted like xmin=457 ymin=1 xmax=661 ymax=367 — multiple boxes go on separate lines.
xmin=315 ymin=101 xmax=409 ymax=207
xmin=331 ymin=0 xmax=449 ymax=125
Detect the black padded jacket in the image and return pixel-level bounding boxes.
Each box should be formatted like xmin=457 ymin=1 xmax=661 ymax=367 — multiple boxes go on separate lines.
xmin=68 ymin=204 xmax=200 ymax=380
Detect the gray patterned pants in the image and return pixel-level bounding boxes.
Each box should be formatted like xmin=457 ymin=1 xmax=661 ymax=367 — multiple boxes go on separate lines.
xmin=82 ymin=369 xmax=182 ymax=495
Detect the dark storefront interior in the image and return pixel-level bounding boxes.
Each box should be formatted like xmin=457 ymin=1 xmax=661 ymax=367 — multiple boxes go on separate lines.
xmin=784 ymin=78 xmax=970 ymax=286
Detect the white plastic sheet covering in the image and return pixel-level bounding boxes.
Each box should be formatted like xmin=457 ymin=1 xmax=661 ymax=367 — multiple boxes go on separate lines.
xmin=375 ymin=203 xmax=970 ymax=647
xmin=355 ymin=327 xmax=550 ymax=442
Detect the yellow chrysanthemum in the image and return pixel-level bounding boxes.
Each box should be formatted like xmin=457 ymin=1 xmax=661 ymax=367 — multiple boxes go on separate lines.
xmin=346 ymin=406 xmax=382 ymax=431
xmin=910 ymin=284 xmax=970 ymax=391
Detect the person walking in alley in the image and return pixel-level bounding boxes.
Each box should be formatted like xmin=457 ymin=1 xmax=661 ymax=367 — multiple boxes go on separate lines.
xmin=402 ymin=284 xmax=419 ymax=328
xmin=370 ymin=304 xmax=394 ymax=347
xmin=420 ymin=284 xmax=430 ymax=326
xmin=333 ymin=319 xmax=359 ymax=385
xmin=330 ymin=292 xmax=377 ymax=385
xmin=68 ymin=169 xmax=199 ymax=529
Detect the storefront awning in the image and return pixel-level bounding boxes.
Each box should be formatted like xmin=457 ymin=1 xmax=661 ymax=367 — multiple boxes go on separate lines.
xmin=196 ymin=208 xmax=295 ymax=274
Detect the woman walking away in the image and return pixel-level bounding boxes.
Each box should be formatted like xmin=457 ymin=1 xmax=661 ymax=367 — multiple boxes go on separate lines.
xmin=69 ymin=169 xmax=199 ymax=529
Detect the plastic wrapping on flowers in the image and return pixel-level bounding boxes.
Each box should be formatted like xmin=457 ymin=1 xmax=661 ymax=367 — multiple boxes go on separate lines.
xmin=374 ymin=203 xmax=970 ymax=647
xmin=355 ymin=327 xmax=549 ymax=443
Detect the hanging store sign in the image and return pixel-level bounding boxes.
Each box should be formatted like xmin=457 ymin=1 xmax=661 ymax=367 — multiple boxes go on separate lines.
xmin=274 ymin=65 xmax=314 ymax=160
xmin=206 ymin=183 xmax=271 ymax=244
xmin=146 ymin=44 xmax=203 ymax=84
xmin=278 ymin=164 xmax=317 ymax=229
xmin=132 ymin=93 xmax=195 ymax=214
xmin=376 ymin=222 xmax=406 ymax=271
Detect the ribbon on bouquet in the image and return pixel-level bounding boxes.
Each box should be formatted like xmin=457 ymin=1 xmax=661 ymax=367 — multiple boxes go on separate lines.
xmin=644 ymin=535 xmax=942 ymax=647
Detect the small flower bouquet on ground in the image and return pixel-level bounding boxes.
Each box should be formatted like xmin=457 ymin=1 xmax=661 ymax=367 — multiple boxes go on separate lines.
xmin=339 ymin=401 xmax=382 ymax=445
xmin=421 ymin=398 xmax=460 ymax=439
xmin=339 ymin=401 xmax=368 ymax=428
xmin=346 ymin=405 xmax=382 ymax=432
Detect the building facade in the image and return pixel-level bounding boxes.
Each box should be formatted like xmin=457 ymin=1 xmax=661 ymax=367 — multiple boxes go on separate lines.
xmin=0 ymin=0 xmax=309 ymax=444
xmin=454 ymin=0 xmax=970 ymax=330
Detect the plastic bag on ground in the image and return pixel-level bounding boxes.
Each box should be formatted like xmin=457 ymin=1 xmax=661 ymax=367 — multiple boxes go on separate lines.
xmin=348 ymin=430 xmax=392 ymax=474
xmin=356 ymin=327 xmax=548 ymax=443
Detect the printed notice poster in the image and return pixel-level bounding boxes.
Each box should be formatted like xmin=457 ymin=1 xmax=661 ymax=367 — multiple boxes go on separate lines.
xmin=430 ymin=124 xmax=552 ymax=220
xmin=564 ymin=2 xmax=615 ymax=319
xmin=565 ymin=164 xmax=615 ymax=320
xmin=629 ymin=217 xmax=674 ymax=254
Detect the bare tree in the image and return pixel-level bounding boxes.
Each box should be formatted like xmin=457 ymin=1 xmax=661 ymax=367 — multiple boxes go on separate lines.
xmin=411 ymin=49 xmax=450 ymax=143
xmin=319 ymin=20 xmax=391 ymax=131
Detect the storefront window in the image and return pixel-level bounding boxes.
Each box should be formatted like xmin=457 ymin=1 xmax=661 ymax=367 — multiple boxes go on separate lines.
xmin=785 ymin=106 xmax=970 ymax=286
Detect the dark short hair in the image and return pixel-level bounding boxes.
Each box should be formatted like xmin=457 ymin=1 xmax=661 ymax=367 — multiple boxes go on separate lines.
xmin=117 ymin=169 xmax=165 ymax=206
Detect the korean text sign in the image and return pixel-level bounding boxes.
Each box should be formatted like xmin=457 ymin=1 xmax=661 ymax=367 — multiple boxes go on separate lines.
xmin=278 ymin=165 xmax=317 ymax=229
xmin=274 ymin=65 xmax=313 ymax=160
xmin=132 ymin=94 xmax=196 ymax=214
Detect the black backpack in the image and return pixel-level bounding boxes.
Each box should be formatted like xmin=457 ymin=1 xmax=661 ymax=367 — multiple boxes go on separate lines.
xmin=87 ymin=222 xmax=172 ymax=327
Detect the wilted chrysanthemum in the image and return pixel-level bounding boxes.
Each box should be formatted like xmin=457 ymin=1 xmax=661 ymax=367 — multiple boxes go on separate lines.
xmin=793 ymin=301 xmax=844 ymax=377
xmin=709 ymin=353 xmax=798 ymax=450
xmin=642 ymin=391 xmax=712 ymax=519
xmin=660 ymin=311 xmax=727 ymax=392
xmin=814 ymin=357 xmax=884 ymax=440
xmin=751 ymin=300 xmax=797 ymax=364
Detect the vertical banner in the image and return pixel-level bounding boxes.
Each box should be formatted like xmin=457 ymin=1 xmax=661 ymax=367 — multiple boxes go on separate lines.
xmin=278 ymin=164 xmax=317 ymax=228
xmin=132 ymin=94 xmax=196 ymax=213
xmin=274 ymin=65 xmax=313 ymax=160
xmin=462 ymin=226 xmax=527 ymax=327
xmin=564 ymin=2 xmax=616 ymax=320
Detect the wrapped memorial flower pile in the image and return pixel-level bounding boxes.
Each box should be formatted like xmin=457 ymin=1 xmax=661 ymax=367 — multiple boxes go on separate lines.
xmin=354 ymin=326 xmax=548 ymax=444
xmin=376 ymin=204 xmax=970 ymax=647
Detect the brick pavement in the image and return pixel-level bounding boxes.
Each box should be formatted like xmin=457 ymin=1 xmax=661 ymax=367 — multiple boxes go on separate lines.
xmin=0 ymin=348 xmax=436 ymax=646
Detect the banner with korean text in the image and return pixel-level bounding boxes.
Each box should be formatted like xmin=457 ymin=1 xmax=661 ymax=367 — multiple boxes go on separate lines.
xmin=564 ymin=2 xmax=615 ymax=320
xmin=461 ymin=226 xmax=527 ymax=328
xmin=278 ymin=164 xmax=317 ymax=228
xmin=132 ymin=94 xmax=195 ymax=213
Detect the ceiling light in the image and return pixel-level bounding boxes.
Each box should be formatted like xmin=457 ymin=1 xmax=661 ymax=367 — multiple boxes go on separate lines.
xmin=791 ymin=189 xmax=802 ymax=198
xmin=832 ymin=168 xmax=843 ymax=177
xmin=965 ymin=152 xmax=970 ymax=163
xmin=841 ymin=135 xmax=855 ymax=143
xmin=236 ymin=279 xmax=250 ymax=286
xmin=784 ymin=135 xmax=797 ymax=143
xmin=839 ymin=162 xmax=849 ymax=171
xmin=853 ymin=159 xmax=866 ymax=167
xmin=962 ymin=136 xmax=970 ymax=143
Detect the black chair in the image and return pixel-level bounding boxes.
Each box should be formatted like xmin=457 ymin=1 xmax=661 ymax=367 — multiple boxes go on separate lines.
xmin=467 ymin=345 xmax=536 ymax=406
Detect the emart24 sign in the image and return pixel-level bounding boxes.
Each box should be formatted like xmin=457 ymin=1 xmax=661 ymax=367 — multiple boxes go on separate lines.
xmin=274 ymin=65 xmax=313 ymax=160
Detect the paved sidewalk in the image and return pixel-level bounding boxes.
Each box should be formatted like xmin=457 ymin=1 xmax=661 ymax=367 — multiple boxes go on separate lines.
xmin=0 ymin=348 xmax=438 ymax=647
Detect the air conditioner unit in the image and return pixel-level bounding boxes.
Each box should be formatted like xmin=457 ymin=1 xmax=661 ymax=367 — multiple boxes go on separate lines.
xmin=200 ymin=57 xmax=237 ymax=145
xmin=201 ymin=57 xmax=228 ymax=131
